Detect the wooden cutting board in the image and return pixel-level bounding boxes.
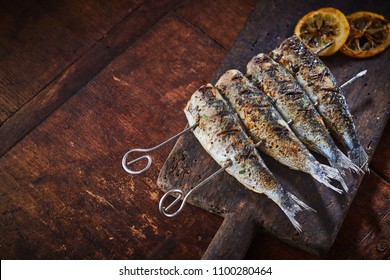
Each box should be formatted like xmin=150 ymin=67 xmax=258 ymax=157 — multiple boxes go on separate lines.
xmin=157 ymin=0 xmax=390 ymax=259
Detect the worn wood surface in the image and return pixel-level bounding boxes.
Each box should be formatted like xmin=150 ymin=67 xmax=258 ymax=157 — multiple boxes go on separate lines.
xmin=0 ymin=0 xmax=183 ymax=157
xmin=0 ymin=0 xmax=388 ymax=259
xmin=202 ymin=205 xmax=256 ymax=259
xmin=0 ymin=0 xmax=139 ymax=125
xmin=158 ymin=0 xmax=390 ymax=257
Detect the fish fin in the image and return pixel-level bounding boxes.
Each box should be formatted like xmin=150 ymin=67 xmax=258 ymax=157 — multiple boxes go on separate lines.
xmin=330 ymin=149 xmax=363 ymax=176
xmin=311 ymin=164 xmax=346 ymax=193
xmin=348 ymin=145 xmax=369 ymax=172
xmin=287 ymin=191 xmax=316 ymax=212
xmin=270 ymin=189 xmax=316 ymax=233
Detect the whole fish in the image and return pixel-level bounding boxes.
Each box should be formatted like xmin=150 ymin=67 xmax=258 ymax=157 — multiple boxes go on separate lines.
xmin=270 ymin=35 xmax=369 ymax=171
xmin=215 ymin=69 xmax=346 ymax=193
xmin=246 ymin=53 xmax=361 ymax=179
xmin=184 ymin=84 xmax=314 ymax=232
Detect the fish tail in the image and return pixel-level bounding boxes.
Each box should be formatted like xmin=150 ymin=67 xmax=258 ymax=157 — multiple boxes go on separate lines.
xmin=348 ymin=145 xmax=369 ymax=172
xmin=329 ymin=149 xmax=363 ymax=176
xmin=311 ymin=164 xmax=346 ymax=193
xmin=269 ymin=188 xmax=316 ymax=233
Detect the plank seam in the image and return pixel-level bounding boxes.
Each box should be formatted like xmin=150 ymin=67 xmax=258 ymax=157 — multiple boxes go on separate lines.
xmin=369 ymin=166 xmax=390 ymax=184
xmin=344 ymin=209 xmax=389 ymax=259
xmin=0 ymin=0 xmax=181 ymax=158
xmin=0 ymin=2 xmax=142 ymax=127
xmin=172 ymin=10 xmax=228 ymax=51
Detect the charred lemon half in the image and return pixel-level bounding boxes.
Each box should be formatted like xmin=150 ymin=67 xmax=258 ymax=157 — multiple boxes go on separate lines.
xmin=294 ymin=7 xmax=350 ymax=56
xmin=340 ymin=11 xmax=390 ymax=58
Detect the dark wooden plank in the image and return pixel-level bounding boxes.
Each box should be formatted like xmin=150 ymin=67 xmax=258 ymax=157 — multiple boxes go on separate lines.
xmin=330 ymin=172 xmax=390 ymax=259
xmin=0 ymin=0 xmax=182 ymax=157
xmin=175 ymin=0 xmax=256 ymax=49
xmin=0 ymin=10 xmax=228 ymax=259
xmin=0 ymin=0 xmax=140 ymax=125
xmin=202 ymin=205 xmax=256 ymax=259
xmin=346 ymin=212 xmax=389 ymax=259
xmin=1 ymin=0 xmax=387 ymax=260
xmin=158 ymin=0 xmax=390 ymax=257
xmin=370 ymin=121 xmax=390 ymax=182
xmin=245 ymin=171 xmax=390 ymax=259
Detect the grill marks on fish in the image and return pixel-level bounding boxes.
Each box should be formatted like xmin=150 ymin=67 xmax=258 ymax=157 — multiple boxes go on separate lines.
xmin=270 ymin=35 xmax=368 ymax=171
xmin=246 ymin=53 xmax=359 ymax=178
xmin=184 ymin=84 xmax=314 ymax=232
xmin=216 ymin=70 xmax=345 ymax=193
xmin=178 ymin=36 xmax=368 ymax=232
xmin=247 ymin=54 xmax=325 ymax=149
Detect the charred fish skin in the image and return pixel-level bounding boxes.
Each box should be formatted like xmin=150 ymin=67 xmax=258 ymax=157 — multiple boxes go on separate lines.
xmin=184 ymin=84 xmax=314 ymax=232
xmin=270 ymin=35 xmax=368 ymax=171
xmin=246 ymin=53 xmax=360 ymax=177
xmin=215 ymin=70 xmax=346 ymax=193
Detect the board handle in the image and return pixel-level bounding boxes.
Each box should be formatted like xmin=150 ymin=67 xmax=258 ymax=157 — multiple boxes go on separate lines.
xmin=201 ymin=208 xmax=256 ymax=259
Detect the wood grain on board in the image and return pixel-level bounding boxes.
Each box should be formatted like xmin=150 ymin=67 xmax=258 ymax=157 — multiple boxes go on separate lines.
xmin=0 ymin=0 xmax=388 ymax=259
xmin=0 ymin=0 xmax=140 ymax=125
xmin=0 ymin=0 xmax=184 ymax=157
xmin=158 ymin=0 xmax=390 ymax=258
xmin=0 ymin=0 xmax=248 ymax=259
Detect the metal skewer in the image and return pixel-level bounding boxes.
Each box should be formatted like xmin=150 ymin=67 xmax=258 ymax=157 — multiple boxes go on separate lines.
xmin=313 ymin=70 xmax=367 ymax=106
xmin=340 ymin=70 xmax=367 ymax=89
xmin=122 ymin=70 xmax=367 ymax=218
xmin=122 ymin=123 xmax=198 ymax=174
xmin=313 ymin=41 xmax=367 ymax=89
xmin=314 ymin=40 xmax=334 ymax=55
xmin=159 ymin=160 xmax=231 ymax=217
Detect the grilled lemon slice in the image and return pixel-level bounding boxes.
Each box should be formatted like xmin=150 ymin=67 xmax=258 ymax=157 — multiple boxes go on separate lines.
xmin=340 ymin=11 xmax=390 ymax=58
xmin=294 ymin=7 xmax=350 ymax=56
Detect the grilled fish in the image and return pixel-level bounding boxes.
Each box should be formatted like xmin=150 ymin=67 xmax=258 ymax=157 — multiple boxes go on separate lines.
xmin=184 ymin=84 xmax=314 ymax=232
xmin=215 ymin=69 xmax=346 ymax=193
xmin=270 ymin=35 xmax=369 ymax=171
xmin=246 ymin=53 xmax=360 ymax=180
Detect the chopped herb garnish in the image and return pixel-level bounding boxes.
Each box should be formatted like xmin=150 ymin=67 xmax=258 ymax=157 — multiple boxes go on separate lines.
xmin=239 ymin=169 xmax=246 ymax=174
xmin=201 ymin=113 xmax=209 ymax=121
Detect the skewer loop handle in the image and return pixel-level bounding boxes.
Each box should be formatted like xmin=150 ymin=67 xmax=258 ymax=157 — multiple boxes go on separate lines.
xmin=159 ymin=189 xmax=187 ymax=218
xmin=122 ymin=149 xmax=152 ymax=175
xmin=122 ymin=123 xmax=198 ymax=175
xmin=159 ymin=160 xmax=231 ymax=218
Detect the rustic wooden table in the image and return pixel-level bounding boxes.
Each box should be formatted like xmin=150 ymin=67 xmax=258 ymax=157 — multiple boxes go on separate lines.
xmin=0 ymin=0 xmax=389 ymax=259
